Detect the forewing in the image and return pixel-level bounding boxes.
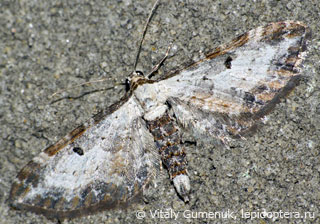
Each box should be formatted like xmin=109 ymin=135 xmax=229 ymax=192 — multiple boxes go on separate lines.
xmin=9 ymin=96 xmax=156 ymax=220
xmin=160 ymin=21 xmax=310 ymax=139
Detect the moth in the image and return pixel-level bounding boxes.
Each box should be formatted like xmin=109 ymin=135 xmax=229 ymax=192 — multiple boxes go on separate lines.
xmin=8 ymin=1 xmax=310 ymax=221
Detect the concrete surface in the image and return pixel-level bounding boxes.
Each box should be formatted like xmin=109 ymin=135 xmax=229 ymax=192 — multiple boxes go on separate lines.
xmin=1 ymin=0 xmax=319 ymax=223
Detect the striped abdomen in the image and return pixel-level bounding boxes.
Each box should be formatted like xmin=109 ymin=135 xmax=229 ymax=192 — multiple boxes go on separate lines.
xmin=146 ymin=112 xmax=190 ymax=201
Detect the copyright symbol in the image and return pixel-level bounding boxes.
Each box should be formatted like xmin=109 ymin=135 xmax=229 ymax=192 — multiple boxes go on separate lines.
xmin=136 ymin=210 xmax=146 ymax=219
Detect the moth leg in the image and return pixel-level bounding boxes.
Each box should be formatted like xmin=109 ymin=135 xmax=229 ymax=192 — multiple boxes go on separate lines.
xmin=147 ymin=43 xmax=173 ymax=79
xmin=159 ymin=159 xmax=163 ymax=171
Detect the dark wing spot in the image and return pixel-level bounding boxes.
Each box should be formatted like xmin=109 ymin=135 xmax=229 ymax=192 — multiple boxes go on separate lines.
xmin=257 ymin=84 xmax=268 ymax=93
xmin=244 ymin=92 xmax=256 ymax=105
xmin=73 ymin=147 xmax=84 ymax=156
xmin=224 ymin=56 xmax=233 ymax=69
xmin=202 ymin=76 xmax=209 ymax=80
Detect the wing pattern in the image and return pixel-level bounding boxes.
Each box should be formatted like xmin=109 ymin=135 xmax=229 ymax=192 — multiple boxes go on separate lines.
xmin=9 ymin=96 xmax=157 ymax=220
xmin=158 ymin=21 xmax=310 ymax=139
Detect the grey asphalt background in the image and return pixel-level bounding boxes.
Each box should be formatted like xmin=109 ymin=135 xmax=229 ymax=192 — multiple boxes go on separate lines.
xmin=1 ymin=0 xmax=319 ymax=223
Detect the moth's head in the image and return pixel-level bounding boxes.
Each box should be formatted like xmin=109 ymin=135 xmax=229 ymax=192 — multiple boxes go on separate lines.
xmin=125 ymin=71 xmax=149 ymax=92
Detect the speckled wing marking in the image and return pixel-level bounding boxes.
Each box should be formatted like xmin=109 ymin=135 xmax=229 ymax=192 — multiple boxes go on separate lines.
xmin=159 ymin=21 xmax=310 ymax=139
xmin=8 ymin=96 xmax=157 ymax=220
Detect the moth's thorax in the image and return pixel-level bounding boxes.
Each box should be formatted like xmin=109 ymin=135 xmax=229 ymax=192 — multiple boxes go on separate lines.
xmin=133 ymin=81 xmax=168 ymax=121
xmin=129 ymin=73 xmax=145 ymax=83
xmin=128 ymin=73 xmax=148 ymax=90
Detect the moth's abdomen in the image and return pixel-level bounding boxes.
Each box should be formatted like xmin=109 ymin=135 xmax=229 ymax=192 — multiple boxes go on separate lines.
xmin=146 ymin=112 xmax=190 ymax=201
xmin=146 ymin=113 xmax=186 ymax=178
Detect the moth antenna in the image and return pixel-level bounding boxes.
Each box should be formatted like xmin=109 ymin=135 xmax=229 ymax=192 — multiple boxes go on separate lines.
xmin=133 ymin=0 xmax=160 ymax=73
xmin=50 ymin=86 xmax=122 ymax=105
xmin=50 ymin=78 xmax=124 ymax=98
xmin=52 ymin=0 xmax=161 ymax=101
